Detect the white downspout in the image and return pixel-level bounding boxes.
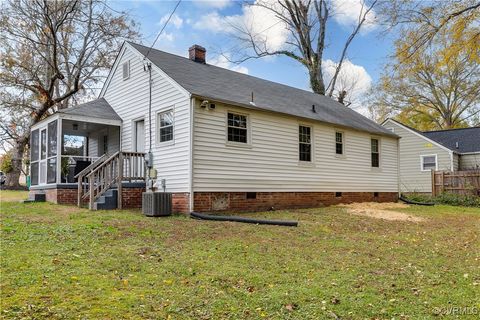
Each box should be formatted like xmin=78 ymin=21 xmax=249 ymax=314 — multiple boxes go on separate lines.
xmin=397 ymin=138 xmax=401 ymax=198
xmin=188 ymin=96 xmax=195 ymax=212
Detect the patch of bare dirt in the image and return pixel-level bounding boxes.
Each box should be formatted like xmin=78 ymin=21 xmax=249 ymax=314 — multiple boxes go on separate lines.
xmin=339 ymin=202 xmax=425 ymax=222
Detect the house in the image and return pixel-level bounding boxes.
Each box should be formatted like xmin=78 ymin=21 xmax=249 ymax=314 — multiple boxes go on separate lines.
xmin=29 ymin=42 xmax=400 ymax=212
xmin=382 ymin=119 xmax=480 ymax=194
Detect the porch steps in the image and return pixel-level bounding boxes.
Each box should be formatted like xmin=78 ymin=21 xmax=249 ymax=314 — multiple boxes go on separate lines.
xmin=93 ymin=188 xmax=118 ymax=210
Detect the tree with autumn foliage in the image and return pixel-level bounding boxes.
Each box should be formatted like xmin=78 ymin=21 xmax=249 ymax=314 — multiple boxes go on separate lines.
xmin=368 ymin=4 xmax=480 ymax=130
xmin=0 ymin=0 xmax=139 ymax=187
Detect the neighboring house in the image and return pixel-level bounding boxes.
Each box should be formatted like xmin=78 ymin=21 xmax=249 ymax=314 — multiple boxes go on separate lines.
xmin=29 ymin=42 xmax=400 ymax=212
xmin=382 ymin=119 xmax=480 ymax=193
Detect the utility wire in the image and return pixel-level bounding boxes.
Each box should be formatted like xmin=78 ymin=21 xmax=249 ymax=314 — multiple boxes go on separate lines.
xmin=144 ymin=0 xmax=182 ymax=60
xmin=142 ymin=0 xmax=182 ymax=156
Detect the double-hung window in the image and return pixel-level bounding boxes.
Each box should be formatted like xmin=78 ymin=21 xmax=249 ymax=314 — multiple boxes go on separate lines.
xmin=421 ymin=155 xmax=437 ymax=171
xmin=335 ymin=132 xmax=344 ymax=155
xmin=299 ymin=126 xmax=312 ymax=162
xmin=371 ymin=138 xmax=380 ymax=168
xmin=158 ymin=109 xmax=174 ymax=143
xmin=227 ymin=112 xmax=248 ymax=143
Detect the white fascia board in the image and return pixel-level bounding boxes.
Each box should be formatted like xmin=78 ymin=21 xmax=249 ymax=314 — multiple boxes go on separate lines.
xmin=383 ymin=118 xmax=453 ymax=153
xmin=99 ymin=42 xmax=127 ymax=98
xmin=31 ymin=114 xmax=60 ymax=131
xmin=58 ymin=113 xmax=122 ymax=126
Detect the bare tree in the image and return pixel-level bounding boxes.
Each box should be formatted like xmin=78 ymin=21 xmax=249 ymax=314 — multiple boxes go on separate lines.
xmin=225 ymin=0 xmax=377 ymax=101
xmin=0 ymin=0 xmax=139 ymax=187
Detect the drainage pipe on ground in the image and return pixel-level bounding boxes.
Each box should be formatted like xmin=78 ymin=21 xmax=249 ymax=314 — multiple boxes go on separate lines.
xmin=399 ymin=196 xmax=435 ymax=206
xmin=190 ymin=212 xmax=298 ymax=227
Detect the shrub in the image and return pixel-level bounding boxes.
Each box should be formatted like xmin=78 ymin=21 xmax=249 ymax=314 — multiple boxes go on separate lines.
xmin=434 ymin=192 xmax=480 ymax=207
xmin=403 ymin=192 xmax=480 ymax=207
xmin=0 ymin=152 xmax=13 ymax=173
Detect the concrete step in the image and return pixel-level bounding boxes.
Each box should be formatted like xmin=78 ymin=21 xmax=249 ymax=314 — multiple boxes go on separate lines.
xmin=23 ymin=192 xmax=46 ymax=203
xmin=94 ymin=189 xmax=118 ymax=210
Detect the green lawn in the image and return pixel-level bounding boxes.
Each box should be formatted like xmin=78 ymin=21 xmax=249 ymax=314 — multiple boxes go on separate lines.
xmin=1 ymin=190 xmax=479 ymax=319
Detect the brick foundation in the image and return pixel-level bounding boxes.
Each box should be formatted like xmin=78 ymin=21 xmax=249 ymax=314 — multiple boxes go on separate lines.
xmin=29 ymin=184 xmax=190 ymax=212
xmin=121 ymin=187 xmax=144 ymax=209
xmin=193 ymin=192 xmax=398 ymax=212
xmin=172 ymin=193 xmax=190 ymax=213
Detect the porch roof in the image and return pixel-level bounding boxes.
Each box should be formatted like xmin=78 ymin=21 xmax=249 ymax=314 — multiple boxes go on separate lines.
xmin=57 ymin=98 xmax=121 ymax=121
xmin=32 ymin=98 xmax=122 ymax=131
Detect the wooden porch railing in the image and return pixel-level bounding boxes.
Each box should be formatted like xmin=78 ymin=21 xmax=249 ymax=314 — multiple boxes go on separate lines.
xmin=77 ymin=151 xmax=146 ymax=210
xmin=76 ymin=153 xmax=108 ymax=207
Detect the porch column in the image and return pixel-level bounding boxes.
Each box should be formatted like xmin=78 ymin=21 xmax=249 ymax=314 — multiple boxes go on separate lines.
xmin=56 ymin=118 xmax=62 ymax=184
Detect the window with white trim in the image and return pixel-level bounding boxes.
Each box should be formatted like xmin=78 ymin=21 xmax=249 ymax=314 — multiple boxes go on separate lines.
xmin=371 ymin=138 xmax=380 ymax=167
xmin=227 ymin=112 xmax=248 ymax=143
xmin=335 ymin=132 xmax=344 ymax=155
xmin=122 ymin=61 xmax=130 ymax=80
xmin=158 ymin=110 xmax=174 ymax=143
xmin=299 ymin=125 xmax=312 ymax=162
xmin=421 ymin=155 xmax=437 ymax=171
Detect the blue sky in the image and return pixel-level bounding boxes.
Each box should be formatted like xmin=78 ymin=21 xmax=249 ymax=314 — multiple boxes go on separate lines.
xmin=111 ymin=0 xmax=395 ymax=110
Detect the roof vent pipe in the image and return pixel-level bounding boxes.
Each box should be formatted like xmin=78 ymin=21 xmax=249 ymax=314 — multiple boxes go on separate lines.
xmin=456 ymin=141 xmax=459 ymax=149
xmin=312 ymin=104 xmax=316 ymax=113
xmin=250 ymin=91 xmax=255 ymax=106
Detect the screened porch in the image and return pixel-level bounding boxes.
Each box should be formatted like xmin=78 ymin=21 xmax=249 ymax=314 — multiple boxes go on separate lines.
xmin=29 ymin=104 xmax=122 ymax=188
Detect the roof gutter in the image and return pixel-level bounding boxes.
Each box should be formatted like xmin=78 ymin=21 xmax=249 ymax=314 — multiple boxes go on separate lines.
xmin=192 ymin=94 xmax=399 ymax=139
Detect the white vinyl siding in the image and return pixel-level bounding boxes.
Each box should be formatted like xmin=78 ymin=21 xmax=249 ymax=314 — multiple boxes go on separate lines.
xmin=382 ymin=120 xmax=452 ymax=193
xmin=459 ymin=154 xmax=480 ymax=170
xmin=102 ymin=46 xmax=190 ymax=192
xmin=452 ymin=153 xmax=459 ymax=171
xmin=193 ymin=102 xmax=398 ymax=192
xmin=88 ymin=127 xmax=120 ymax=157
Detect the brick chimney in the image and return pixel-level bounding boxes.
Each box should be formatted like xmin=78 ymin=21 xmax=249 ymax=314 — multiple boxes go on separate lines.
xmin=189 ymin=45 xmax=206 ymax=63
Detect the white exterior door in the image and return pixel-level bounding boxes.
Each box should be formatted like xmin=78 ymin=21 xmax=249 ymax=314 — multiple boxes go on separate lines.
xmin=135 ymin=120 xmax=145 ymax=153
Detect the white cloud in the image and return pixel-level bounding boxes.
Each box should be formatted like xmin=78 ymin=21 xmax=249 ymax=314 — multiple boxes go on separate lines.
xmin=158 ymin=32 xmax=174 ymax=42
xmin=231 ymin=1 xmax=289 ymax=52
xmin=322 ymin=59 xmax=372 ymax=114
xmin=192 ymin=0 xmax=232 ymax=9
xmin=159 ymin=13 xmax=183 ymax=29
xmin=193 ymin=1 xmax=289 ymax=52
xmin=192 ymin=11 xmax=226 ymax=32
xmin=331 ymin=0 xmax=377 ymax=32
xmin=210 ymin=54 xmax=249 ymax=74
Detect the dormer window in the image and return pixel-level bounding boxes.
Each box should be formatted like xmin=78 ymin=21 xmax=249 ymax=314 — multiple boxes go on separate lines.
xmin=122 ymin=61 xmax=130 ymax=80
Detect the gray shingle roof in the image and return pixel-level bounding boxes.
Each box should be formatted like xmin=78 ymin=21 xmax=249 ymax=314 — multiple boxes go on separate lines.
xmin=129 ymin=42 xmax=397 ymax=138
xmin=422 ymin=127 xmax=480 ymax=154
xmin=58 ymin=98 xmax=121 ymax=121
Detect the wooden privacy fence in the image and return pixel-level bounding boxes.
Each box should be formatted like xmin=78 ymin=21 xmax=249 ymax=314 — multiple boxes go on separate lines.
xmin=432 ymin=170 xmax=480 ymax=196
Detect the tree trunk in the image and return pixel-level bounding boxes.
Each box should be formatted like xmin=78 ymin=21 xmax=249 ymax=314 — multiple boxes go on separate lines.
xmin=5 ymin=134 xmax=28 ymax=188
xmin=309 ymin=67 xmax=325 ymax=95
